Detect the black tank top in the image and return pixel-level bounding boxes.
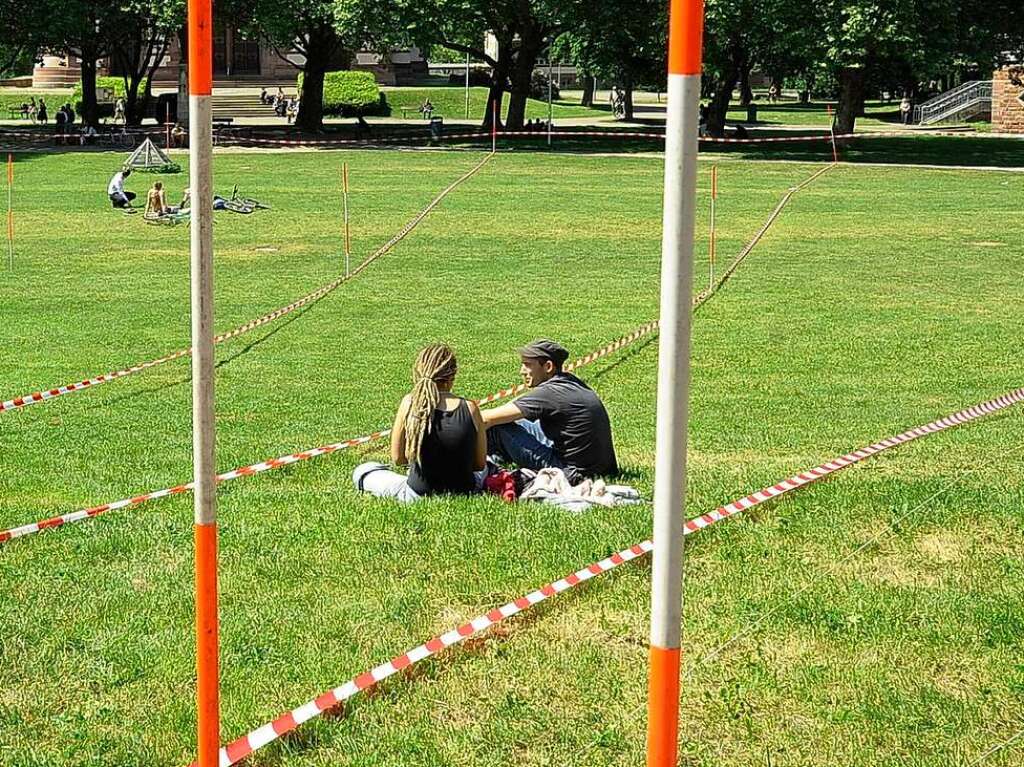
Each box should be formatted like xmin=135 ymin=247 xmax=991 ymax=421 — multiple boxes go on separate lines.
xmin=407 ymin=399 xmax=478 ymax=496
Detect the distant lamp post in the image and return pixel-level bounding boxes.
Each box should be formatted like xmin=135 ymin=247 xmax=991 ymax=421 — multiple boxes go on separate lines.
xmin=546 ymin=39 xmax=553 ymax=147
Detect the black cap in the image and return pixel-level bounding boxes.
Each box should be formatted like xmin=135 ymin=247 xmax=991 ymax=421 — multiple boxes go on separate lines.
xmin=518 ymin=339 xmax=569 ymax=367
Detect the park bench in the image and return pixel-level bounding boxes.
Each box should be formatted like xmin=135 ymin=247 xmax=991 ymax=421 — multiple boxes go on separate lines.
xmin=8 ymin=107 xmax=29 ymax=119
xmin=400 ymin=107 xmax=433 ymax=120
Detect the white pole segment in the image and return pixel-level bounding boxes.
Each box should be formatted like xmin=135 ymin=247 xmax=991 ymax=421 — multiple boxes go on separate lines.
xmin=190 ymin=94 xmax=216 ymax=527
xmin=649 ymin=72 xmax=700 ymax=649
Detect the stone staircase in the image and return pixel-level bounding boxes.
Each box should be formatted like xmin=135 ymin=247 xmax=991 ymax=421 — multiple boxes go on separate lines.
xmin=210 ymin=91 xmax=292 ymax=120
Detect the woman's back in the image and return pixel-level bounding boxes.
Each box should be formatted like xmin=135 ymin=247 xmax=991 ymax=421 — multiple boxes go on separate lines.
xmin=407 ymin=397 xmax=477 ymax=496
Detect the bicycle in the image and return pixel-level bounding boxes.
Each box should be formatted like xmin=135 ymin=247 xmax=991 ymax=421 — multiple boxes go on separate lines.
xmin=228 ymin=184 xmax=271 ymax=210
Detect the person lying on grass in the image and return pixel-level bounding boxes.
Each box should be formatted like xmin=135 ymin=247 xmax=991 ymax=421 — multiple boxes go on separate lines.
xmin=353 ymin=344 xmax=486 ymax=502
xmin=482 ymin=339 xmax=618 ymax=485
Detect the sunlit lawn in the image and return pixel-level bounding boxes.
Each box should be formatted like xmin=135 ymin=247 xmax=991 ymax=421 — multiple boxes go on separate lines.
xmin=0 ymin=146 xmax=1022 ymax=766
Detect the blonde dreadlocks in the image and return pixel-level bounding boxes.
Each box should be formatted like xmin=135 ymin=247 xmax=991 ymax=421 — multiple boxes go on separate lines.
xmin=404 ymin=344 xmax=458 ymax=464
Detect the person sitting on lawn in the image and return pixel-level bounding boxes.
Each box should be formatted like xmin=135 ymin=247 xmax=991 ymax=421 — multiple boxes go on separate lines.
xmin=79 ymin=124 xmax=98 ymax=145
xmin=171 ymin=123 xmax=187 ymax=147
xmin=353 ymin=344 xmax=486 ymax=502
xmin=107 ymin=167 xmax=136 ymax=209
xmin=145 ymin=181 xmax=170 ymax=217
xmin=482 ymin=339 xmax=618 ymax=485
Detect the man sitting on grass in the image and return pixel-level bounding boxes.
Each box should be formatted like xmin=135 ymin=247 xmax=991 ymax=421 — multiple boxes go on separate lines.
xmin=482 ymin=339 xmax=618 ymax=484
xmin=107 ymin=167 xmax=136 ymax=209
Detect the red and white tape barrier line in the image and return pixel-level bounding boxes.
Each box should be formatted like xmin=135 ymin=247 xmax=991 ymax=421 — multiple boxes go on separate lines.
xmin=201 ymin=385 xmax=1024 ymax=767
xmin=0 ymin=156 xmax=828 ymax=543
xmin=0 ymin=318 xmax=657 ymax=545
xmin=0 ymin=153 xmax=493 ymax=416
xmin=693 ymin=162 xmax=834 ymax=308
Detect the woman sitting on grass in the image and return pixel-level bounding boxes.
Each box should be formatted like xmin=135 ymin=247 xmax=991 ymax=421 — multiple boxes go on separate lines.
xmin=353 ymin=344 xmax=486 ymax=502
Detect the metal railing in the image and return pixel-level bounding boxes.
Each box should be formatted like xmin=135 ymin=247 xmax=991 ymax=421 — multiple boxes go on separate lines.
xmin=913 ymin=80 xmax=992 ymax=124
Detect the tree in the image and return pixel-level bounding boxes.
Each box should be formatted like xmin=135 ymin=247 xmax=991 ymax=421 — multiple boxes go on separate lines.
xmin=112 ymin=1 xmax=185 ymax=125
xmin=701 ymin=0 xmax=761 ymax=136
xmin=553 ymin=0 xmax=666 ymax=121
xmin=401 ymin=0 xmax=583 ymax=130
xmin=820 ymin=0 xmax=960 ymax=133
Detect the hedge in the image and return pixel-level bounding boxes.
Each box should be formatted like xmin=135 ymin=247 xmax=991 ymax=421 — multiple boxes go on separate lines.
xmin=297 ymin=70 xmax=388 ymax=116
xmin=72 ymin=76 xmax=150 ymax=116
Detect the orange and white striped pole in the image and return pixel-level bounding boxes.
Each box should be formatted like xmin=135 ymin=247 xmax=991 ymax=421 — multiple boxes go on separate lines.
xmin=6 ymin=153 xmax=12 ymax=270
xmin=648 ymin=0 xmax=703 ymax=765
xmin=342 ymin=163 xmax=351 ymax=277
xmin=708 ymin=164 xmax=717 ymax=289
xmin=188 ymin=1 xmax=219 ymax=766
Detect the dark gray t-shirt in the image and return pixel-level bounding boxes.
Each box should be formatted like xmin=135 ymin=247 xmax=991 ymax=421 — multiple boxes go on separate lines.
xmin=515 ymin=373 xmax=618 ymax=483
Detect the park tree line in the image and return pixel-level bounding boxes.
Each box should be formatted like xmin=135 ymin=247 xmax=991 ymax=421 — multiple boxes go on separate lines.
xmin=0 ymin=0 xmax=1021 ymax=133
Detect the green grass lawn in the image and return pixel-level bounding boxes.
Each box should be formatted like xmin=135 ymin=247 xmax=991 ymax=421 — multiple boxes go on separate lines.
xmin=381 ymin=85 xmax=608 ymax=122
xmin=1 ymin=147 xmax=1022 ymax=767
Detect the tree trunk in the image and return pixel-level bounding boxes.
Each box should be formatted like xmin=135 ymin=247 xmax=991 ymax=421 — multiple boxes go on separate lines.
xmin=506 ymin=25 xmax=544 ymax=131
xmin=836 ymin=66 xmax=866 ymax=134
xmin=295 ymin=26 xmax=339 ymax=132
xmin=622 ymin=74 xmax=635 ymax=121
xmin=706 ymin=65 xmax=740 ymax=137
xmin=296 ymin=63 xmax=326 ymax=131
xmin=739 ymin=62 xmax=753 ymax=105
xmin=79 ymin=55 xmax=99 ymax=127
xmin=580 ymin=74 xmax=595 ymax=106
xmin=483 ymin=74 xmax=506 ymax=130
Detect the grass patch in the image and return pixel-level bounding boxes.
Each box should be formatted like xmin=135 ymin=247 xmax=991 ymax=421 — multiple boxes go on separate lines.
xmin=0 ymin=148 xmax=1022 ymax=766
xmin=381 ymin=85 xmax=607 ymax=122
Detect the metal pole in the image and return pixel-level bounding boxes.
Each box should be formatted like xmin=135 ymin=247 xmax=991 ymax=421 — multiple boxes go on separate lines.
xmin=547 ymin=55 xmax=553 ymax=147
xmin=342 ymin=163 xmax=351 ymax=278
xmin=6 ymin=153 xmax=12 ymax=271
xmin=492 ymin=99 xmax=497 ymax=153
xmin=647 ymin=1 xmax=703 ymax=766
xmin=465 ymin=52 xmax=471 ymax=120
xmin=188 ymin=1 xmax=219 ymax=766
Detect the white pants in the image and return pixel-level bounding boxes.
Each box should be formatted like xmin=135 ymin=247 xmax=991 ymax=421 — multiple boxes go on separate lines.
xmin=353 ymin=462 xmax=421 ymax=503
xmin=353 ymin=461 xmax=489 ymax=502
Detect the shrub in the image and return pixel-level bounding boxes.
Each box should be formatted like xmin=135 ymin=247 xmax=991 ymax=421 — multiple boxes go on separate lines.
xmin=297 ymin=70 xmax=388 ymax=116
xmin=71 ymin=76 xmax=150 ymax=117
xmin=529 ymin=72 xmax=560 ymax=101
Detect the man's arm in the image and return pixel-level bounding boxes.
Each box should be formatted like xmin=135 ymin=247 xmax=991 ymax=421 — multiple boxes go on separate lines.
xmin=481 ymin=401 xmax=524 ymax=429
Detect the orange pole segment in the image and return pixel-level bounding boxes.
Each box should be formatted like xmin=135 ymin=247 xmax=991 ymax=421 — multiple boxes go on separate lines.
xmin=195 ymin=522 xmax=220 ymax=765
xmin=667 ymin=0 xmax=705 ymax=75
xmin=188 ymin=0 xmax=213 ymax=95
xmin=647 ymin=646 xmax=681 ymax=767
xmin=6 ymin=153 xmax=12 ymax=184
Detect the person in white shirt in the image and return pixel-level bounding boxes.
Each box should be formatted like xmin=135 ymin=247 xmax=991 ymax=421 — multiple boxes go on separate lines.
xmin=108 ymin=168 xmax=136 ymax=208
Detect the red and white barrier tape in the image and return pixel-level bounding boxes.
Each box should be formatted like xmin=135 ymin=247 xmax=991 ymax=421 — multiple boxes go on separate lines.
xmin=199 ymin=384 xmax=1024 ymax=767
xmin=693 ymin=162 xmax=835 ymax=309
xmin=0 ymin=127 xmax=986 ymax=150
xmin=0 ymin=152 xmax=493 ymax=415
xmin=0 ymin=319 xmax=659 ymax=545
xmin=0 ymin=156 xmax=835 ymax=541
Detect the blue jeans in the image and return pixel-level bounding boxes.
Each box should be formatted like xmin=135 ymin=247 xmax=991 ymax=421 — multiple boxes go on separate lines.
xmin=487 ymin=419 xmax=564 ymax=472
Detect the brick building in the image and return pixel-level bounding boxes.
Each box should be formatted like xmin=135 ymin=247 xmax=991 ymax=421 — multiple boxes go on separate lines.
xmin=33 ymin=22 xmax=425 ymax=89
xmin=991 ymin=66 xmax=1024 ymax=134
